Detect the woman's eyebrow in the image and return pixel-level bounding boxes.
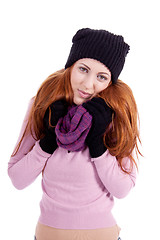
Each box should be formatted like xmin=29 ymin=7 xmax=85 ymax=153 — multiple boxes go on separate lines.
xmin=79 ymin=63 xmax=91 ymax=70
xmin=98 ymin=72 xmax=110 ymax=76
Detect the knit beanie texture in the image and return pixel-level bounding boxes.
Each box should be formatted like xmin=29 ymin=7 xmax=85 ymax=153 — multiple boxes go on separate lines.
xmin=65 ymin=28 xmax=130 ymax=83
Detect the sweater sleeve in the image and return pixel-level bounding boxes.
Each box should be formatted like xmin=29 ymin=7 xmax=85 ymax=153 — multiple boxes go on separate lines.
xmin=8 ymin=98 xmax=51 ymax=190
xmin=91 ymin=150 xmax=137 ymax=199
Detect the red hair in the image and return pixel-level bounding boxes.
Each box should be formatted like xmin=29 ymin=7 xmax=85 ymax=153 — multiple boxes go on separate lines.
xmin=12 ymin=67 xmax=141 ymax=174
xmin=98 ymin=81 xmax=141 ymax=173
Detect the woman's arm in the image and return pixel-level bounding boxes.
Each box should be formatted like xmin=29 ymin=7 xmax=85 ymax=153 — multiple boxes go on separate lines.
xmin=91 ymin=150 xmax=137 ymax=199
xmin=8 ymin=99 xmax=51 ymax=190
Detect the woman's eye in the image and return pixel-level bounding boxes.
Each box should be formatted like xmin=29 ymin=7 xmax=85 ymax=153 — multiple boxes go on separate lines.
xmin=97 ymin=75 xmax=108 ymax=81
xmin=79 ymin=67 xmax=88 ymax=73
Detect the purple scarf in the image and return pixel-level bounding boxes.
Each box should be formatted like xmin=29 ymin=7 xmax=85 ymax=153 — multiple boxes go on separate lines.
xmin=55 ymin=105 xmax=92 ymax=151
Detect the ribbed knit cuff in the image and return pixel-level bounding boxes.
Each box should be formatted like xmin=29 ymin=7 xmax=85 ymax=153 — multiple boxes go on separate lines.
xmin=88 ymin=137 xmax=107 ymax=158
xmin=39 ymin=134 xmax=58 ymax=154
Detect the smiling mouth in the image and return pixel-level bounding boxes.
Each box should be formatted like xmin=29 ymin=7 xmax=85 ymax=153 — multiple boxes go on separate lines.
xmin=78 ymin=89 xmax=92 ymax=99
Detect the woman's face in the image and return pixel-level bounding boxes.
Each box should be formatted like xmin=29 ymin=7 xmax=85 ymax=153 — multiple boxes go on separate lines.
xmin=70 ymin=58 xmax=111 ymax=105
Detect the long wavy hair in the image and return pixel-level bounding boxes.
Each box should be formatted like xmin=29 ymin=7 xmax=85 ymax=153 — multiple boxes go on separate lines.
xmin=12 ymin=66 xmax=142 ymax=174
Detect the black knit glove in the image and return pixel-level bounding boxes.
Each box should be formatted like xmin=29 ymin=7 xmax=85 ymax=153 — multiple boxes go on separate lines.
xmin=39 ymin=99 xmax=68 ymax=154
xmin=82 ymin=97 xmax=113 ymax=158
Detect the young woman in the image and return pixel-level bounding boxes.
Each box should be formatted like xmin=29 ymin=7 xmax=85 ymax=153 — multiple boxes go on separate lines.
xmin=8 ymin=28 xmax=141 ymax=240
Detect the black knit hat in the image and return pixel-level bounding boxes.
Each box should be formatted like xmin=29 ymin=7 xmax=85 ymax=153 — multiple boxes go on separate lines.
xmin=65 ymin=28 xmax=130 ymax=83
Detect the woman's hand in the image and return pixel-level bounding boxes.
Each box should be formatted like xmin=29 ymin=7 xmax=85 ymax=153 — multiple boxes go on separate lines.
xmin=82 ymin=97 xmax=113 ymax=158
xmin=39 ymin=99 xmax=68 ymax=154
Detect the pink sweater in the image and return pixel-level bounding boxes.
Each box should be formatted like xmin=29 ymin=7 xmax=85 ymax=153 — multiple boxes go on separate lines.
xmin=8 ymin=99 xmax=137 ymax=229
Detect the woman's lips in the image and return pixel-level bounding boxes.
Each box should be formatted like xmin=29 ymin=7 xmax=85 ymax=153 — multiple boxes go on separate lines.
xmin=78 ymin=89 xmax=92 ymax=99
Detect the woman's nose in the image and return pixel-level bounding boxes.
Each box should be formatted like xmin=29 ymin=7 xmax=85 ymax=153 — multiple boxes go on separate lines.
xmin=83 ymin=74 xmax=95 ymax=90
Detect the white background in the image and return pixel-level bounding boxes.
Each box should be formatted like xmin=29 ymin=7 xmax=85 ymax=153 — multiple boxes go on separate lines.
xmin=1 ymin=0 xmax=160 ymax=239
